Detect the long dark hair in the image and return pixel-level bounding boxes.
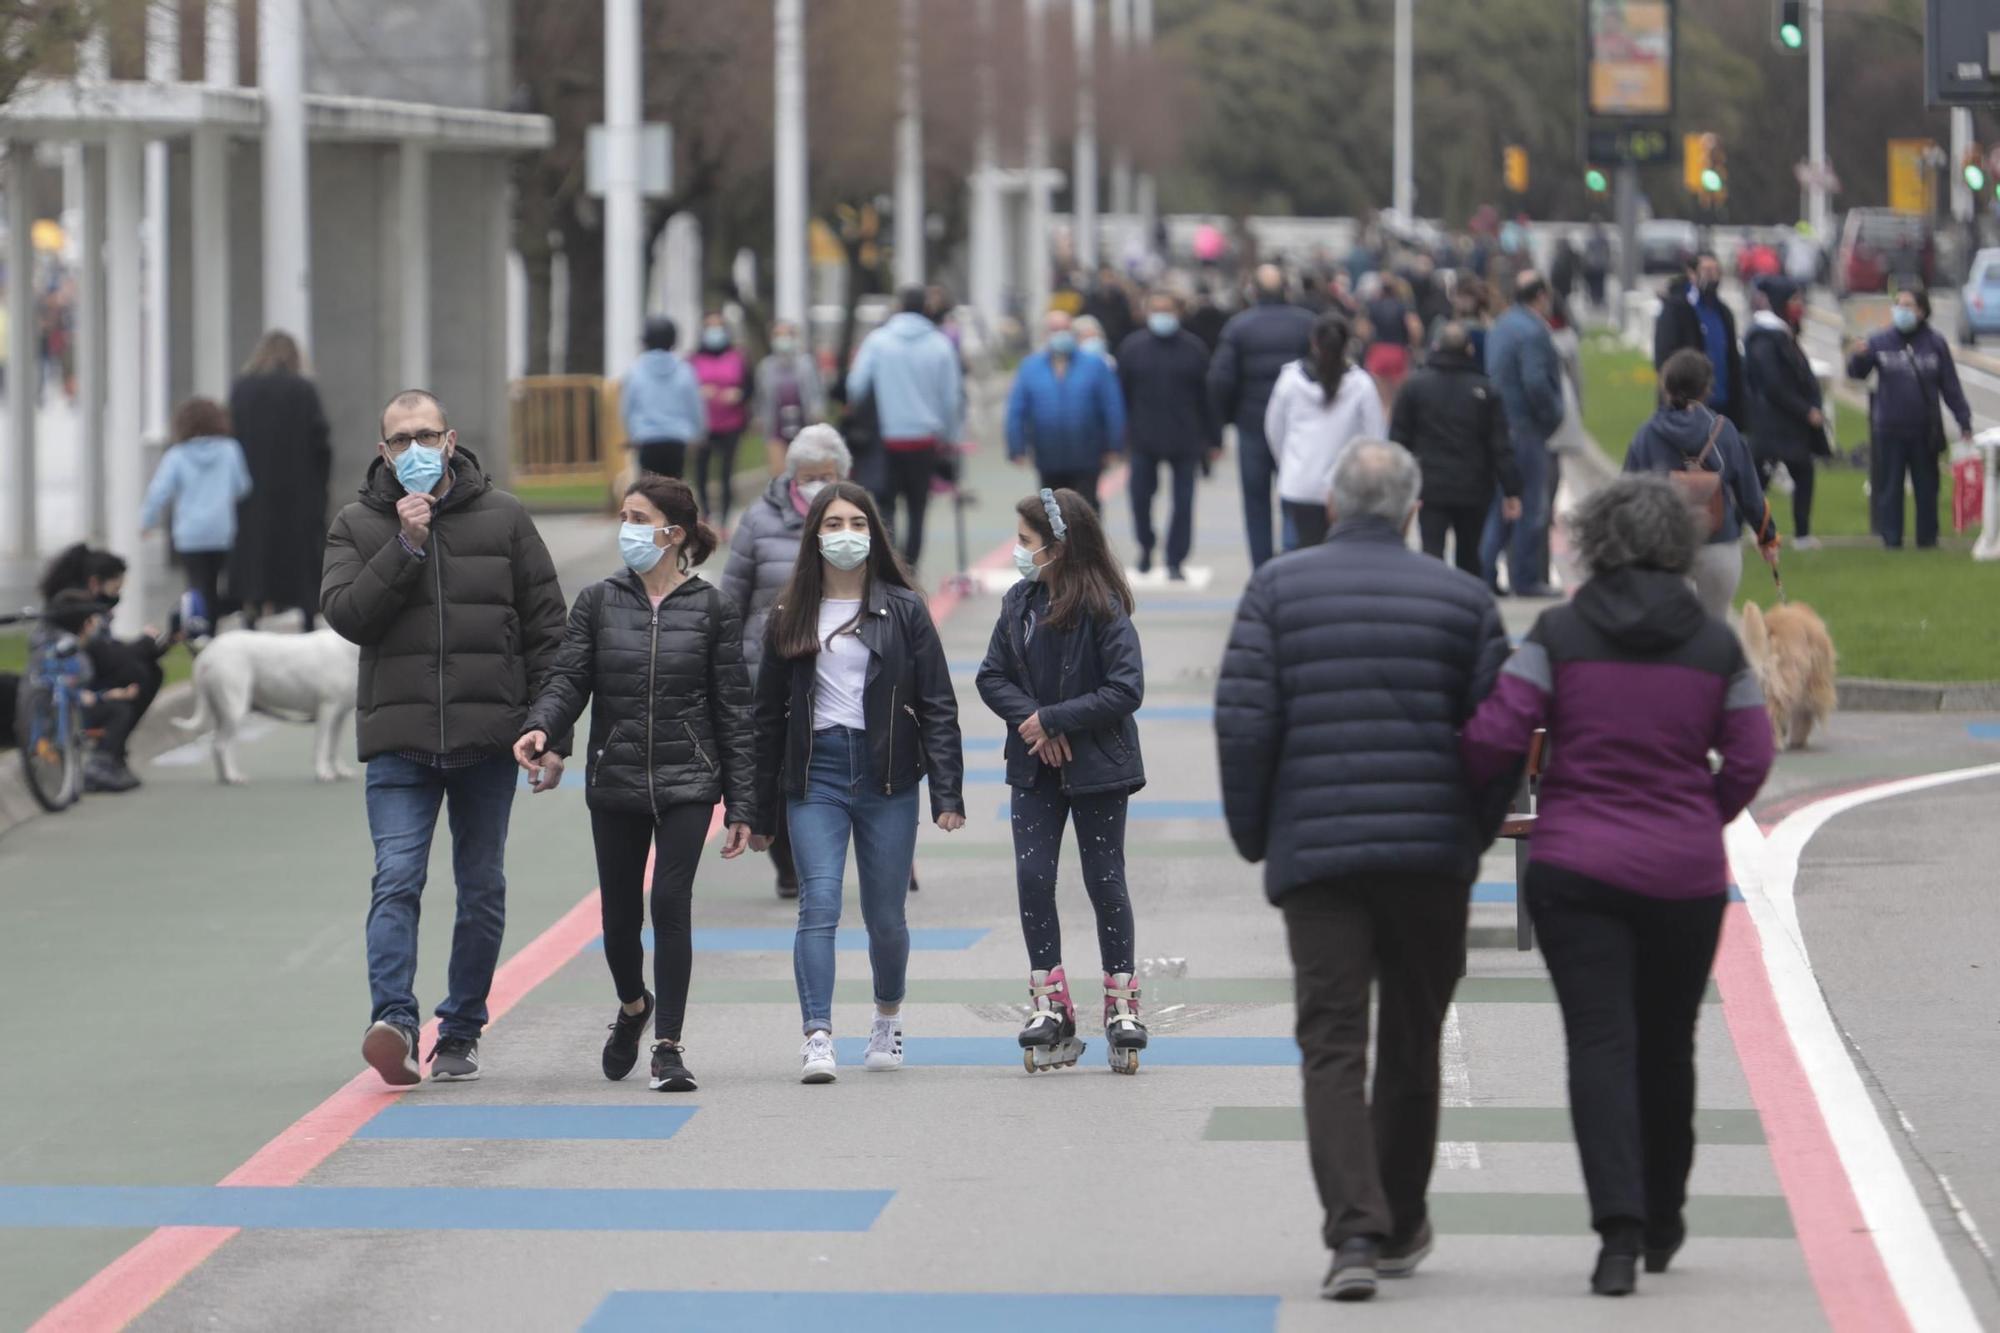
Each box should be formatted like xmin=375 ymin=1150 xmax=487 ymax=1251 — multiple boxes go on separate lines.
xmin=767 ymin=481 xmax=914 ymax=659
xmin=1311 ymin=310 xmax=1352 ymax=405
xmin=623 ymin=475 xmax=718 ymax=570
xmin=1016 ymin=489 xmax=1133 ymax=631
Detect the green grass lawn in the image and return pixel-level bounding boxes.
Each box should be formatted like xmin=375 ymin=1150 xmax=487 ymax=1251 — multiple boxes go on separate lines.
xmin=1580 ymin=333 xmax=2000 ymax=681
xmin=0 ymin=632 xmax=193 ymax=688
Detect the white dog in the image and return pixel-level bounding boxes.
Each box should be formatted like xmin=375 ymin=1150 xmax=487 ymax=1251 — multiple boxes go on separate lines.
xmin=175 ymin=628 xmax=361 ymax=785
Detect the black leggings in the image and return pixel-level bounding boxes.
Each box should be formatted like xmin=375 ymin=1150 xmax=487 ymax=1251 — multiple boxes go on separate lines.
xmin=694 ymin=430 xmax=742 ymax=524
xmin=1283 ymin=499 xmax=1330 ymax=551
xmin=1418 ymin=503 xmax=1487 ymax=577
xmin=875 ymin=445 xmax=937 ymax=566
xmin=179 ymin=550 xmax=228 ymax=623
xmin=590 ymin=803 xmax=711 ymax=1041
xmin=1760 ymin=456 xmax=1817 ymax=540
xmin=1010 ymin=782 xmax=1135 ymax=975
xmin=1525 ymin=860 xmax=1725 ymax=1234
xmin=635 ymin=439 xmax=689 ymax=479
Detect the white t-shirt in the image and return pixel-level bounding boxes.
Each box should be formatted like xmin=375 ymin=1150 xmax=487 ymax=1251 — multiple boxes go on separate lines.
xmin=813 ymin=598 xmax=869 ymax=731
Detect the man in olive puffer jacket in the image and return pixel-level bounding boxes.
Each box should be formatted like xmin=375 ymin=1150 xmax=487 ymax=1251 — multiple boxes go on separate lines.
xmin=321 ymin=389 xmax=569 ymax=1088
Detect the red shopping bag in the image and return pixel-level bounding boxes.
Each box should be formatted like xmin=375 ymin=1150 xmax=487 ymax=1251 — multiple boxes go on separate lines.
xmin=1953 ymin=453 xmax=1984 ymax=534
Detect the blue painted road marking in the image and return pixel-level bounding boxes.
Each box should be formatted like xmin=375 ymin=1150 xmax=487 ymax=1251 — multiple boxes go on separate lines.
xmin=831 ymin=1036 xmax=1302 ymax=1066
xmin=355 ymin=1105 xmax=698 ymax=1141
xmin=595 ymin=927 xmax=989 ymax=952
xmin=0 ymin=1186 xmax=893 ymax=1232
xmin=1969 ymin=722 xmax=2000 ymax=740
xmin=584 ymin=1292 xmax=1280 ymax=1333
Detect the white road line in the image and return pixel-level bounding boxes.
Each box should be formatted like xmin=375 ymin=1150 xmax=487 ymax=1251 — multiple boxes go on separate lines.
xmin=1438 ymin=1002 xmax=1480 ymax=1170
xmin=1728 ymin=762 xmax=2000 ymax=1333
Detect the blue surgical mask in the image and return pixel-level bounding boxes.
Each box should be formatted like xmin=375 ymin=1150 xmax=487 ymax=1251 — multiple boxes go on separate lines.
xmin=1148 ymin=312 xmax=1180 ymax=337
xmin=819 ymin=530 xmax=871 ymax=571
xmin=1048 ymin=331 xmax=1077 ymax=356
xmin=1013 ymin=544 xmax=1046 ymax=582
xmin=701 ymin=327 xmax=730 ymax=351
xmin=619 ymin=522 xmax=672 ymax=574
xmin=392 ymin=442 xmax=447 ymax=495
xmin=1892 ymin=306 xmax=1919 ymax=334
xmin=1081 ymin=337 xmax=1107 ymax=358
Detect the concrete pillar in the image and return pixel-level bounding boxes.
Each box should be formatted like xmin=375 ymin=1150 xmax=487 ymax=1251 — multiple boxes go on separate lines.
xmin=399 ymin=142 xmax=431 ymax=387
xmin=206 ymin=0 xmax=240 ymax=85
xmin=1108 ymin=0 xmax=1132 ymax=221
xmin=106 ymin=131 xmax=146 ymax=632
xmin=75 ymin=145 xmax=107 ymax=542
xmin=5 ymin=146 xmax=35 ymax=559
xmin=969 ymin=0 xmax=1003 ymax=330
xmin=1132 ymin=0 xmax=1155 ymax=253
xmin=773 ymin=0 xmax=809 ymax=326
xmin=259 ymin=0 xmax=311 ymax=349
xmin=190 ymin=130 xmax=231 ymax=397
xmin=893 ymin=0 xmax=924 ymax=288
xmin=1024 ymin=0 xmax=1052 ymax=321
xmin=1392 ymin=0 xmax=1412 ymax=219
xmin=602 ymin=0 xmax=642 ymax=377
xmin=145 ymin=1 xmax=180 ymax=439
xmin=1072 ymin=0 xmax=1098 ymax=270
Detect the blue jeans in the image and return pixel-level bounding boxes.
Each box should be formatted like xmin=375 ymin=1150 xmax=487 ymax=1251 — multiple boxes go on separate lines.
xmin=787 ymin=726 xmax=920 ymax=1035
xmin=1481 ymin=429 xmax=1551 ymax=591
xmin=1237 ymin=422 xmax=1278 ymax=568
xmin=364 ymin=754 xmax=516 ymax=1041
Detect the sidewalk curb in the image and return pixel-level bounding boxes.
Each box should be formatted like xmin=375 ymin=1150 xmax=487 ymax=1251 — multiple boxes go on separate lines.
xmin=0 ymin=681 xmax=195 ymax=842
xmin=1836 ymin=677 xmax=2000 ymax=714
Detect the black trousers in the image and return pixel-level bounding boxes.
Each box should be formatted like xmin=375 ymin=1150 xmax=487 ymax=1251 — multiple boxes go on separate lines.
xmin=1418 ymin=502 xmax=1488 ymax=576
xmin=1282 ymin=874 xmax=1470 ymax=1248
xmin=1525 ymin=861 xmax=1725 ymax=1234
xmin=180 ymin=550 xmax=228 ymax=623
xmin=1129 ymin=453 xmax=1198 ymax=566
xmin=634 ymin=439 xmax=689 ymax=480
xmin=1036 ymin=468 xmax=1103 ymax=514
xmin=1282 ymin=499 xmax=1330 ymax=551
xmin=589 ymin=803 xmax=712 ymax=1041
xmin=875 ymin=445 xmax=937 ymax=566
xmin=1759 ymin=456 xmax=1818 ymax=540
xmin=1876 ymin=434 xmax=1941 ymax=548
xmin=694 ymin=430 xmax=742 ymax=525
xmin=1010 ymin=782 xmax=1134 ymax=974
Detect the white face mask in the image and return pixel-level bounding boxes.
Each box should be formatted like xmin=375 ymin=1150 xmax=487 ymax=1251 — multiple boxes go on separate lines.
xmin=819 ymin=530 xmax=871 ymax=571
xmin=1013 ymin=543 xmax=1046 ymax=582
xmin=796 ymin=480 xmax=830 ymax=505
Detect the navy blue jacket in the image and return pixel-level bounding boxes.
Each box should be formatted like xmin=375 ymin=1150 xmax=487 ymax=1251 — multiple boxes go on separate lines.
xmin=1117 ymin=327 xmax=1220 ymax=460
xmin=1004 ymin=349 xmax=1127 ymax=474
xmin=1623 ymin=405 xmax=1777 ymax=547
xmin=976 ymin=581 xmax=1145 ymax=797
xmin=1847 ymin=322 xmax=1972 ymax=447
xmin=1216 ymin=518 xmax=1513 ymax=904
xmin=1208 ymin=297 xmax=1316 ymax=435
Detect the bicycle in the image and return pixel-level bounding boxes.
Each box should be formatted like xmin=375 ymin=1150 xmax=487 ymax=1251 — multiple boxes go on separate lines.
xmin=2 ymin=607 xmax=94 ymax=812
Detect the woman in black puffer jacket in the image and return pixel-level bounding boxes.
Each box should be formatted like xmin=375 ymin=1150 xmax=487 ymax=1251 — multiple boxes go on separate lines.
xmin=517 ymin=475 xmax=755 ymax=1095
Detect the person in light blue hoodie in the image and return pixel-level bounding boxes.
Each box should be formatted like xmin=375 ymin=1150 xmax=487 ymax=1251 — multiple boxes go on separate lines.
xmin=140 ymin=396 xmax=253 ymax=633
xmin=622 ymin=317 xmax=707 ymax=479
xmin=845 ymin=287 xmax=964 ymax=566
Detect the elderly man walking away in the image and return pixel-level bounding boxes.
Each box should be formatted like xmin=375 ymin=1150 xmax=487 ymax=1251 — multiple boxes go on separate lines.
xmin=1216 ymin=440 xmax=1514 ymax=1303
xmin=847 ymin=285 xmax=965 ymax=568
xmin=322 ymin=390 xmax=570 ymax=1087
xmin=1210 ymin=263 xmax=1316 ymax=567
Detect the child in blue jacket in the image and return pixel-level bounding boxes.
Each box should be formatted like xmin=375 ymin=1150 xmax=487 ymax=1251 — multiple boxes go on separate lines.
xmin=141 ymin=397 xmax=252 ymax=635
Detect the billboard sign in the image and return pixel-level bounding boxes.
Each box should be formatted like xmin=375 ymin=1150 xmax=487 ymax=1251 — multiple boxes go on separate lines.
xmin=1586 ymin=0 xmax=1676 ymax=120
xmin=1927 ymin=0 xmax=2000 ymax=106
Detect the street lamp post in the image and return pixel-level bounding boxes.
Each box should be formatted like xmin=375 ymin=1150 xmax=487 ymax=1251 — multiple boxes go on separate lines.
xmin=894 ymin=0 xmax=925 ymax=288
xmin=774 ymin=0 xmax=809 ymax=327
xmin=1073 ymin=0 xmax=1098 ymax=271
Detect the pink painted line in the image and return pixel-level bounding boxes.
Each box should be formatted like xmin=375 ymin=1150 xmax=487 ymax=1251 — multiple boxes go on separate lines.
xmin=33 ymin=811 xmax=720 ymax=1333
xmin=1712 ymin=901 xmax=1912 ymax=1333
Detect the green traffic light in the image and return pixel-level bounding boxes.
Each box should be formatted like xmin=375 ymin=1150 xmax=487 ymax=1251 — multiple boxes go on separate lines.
xmin=1969 ymin=165 xmax=1989 ymax=193
xmin=1585 ymin=168 xmax=1608 ymax=193
xmin=1779 ymin=22 xmax=1803 ymax=48
xmin=1700 ymin=168 xmax=1724 ymax=192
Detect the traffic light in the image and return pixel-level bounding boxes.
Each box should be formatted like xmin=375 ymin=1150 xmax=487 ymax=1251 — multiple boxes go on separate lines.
xmin=1585 ymin=166 xmax=1609 ymax=194
xmin=1966 ymin=147 xmax=1988 ymax=194
xmin=1773 ymin=0 xmax=1804 ymax=51
xmin=1503 ymin=145 xmax=1529 ymax=195
xmin=1684 ymin=133 xmax=1726 ymax=203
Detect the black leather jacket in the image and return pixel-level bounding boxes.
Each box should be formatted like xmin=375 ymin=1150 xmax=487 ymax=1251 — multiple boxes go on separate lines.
xmin=523 ymin=571 xmax=756 ymax=826
xmin=752 ymin=581 xmax=964 ymax=835
xmin=975 ymin=581 xmax=1145 ymax=796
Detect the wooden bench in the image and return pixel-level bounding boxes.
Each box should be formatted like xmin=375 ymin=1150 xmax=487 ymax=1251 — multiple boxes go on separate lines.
xmin=1498 ymin=730 xmax=1548 ymax=952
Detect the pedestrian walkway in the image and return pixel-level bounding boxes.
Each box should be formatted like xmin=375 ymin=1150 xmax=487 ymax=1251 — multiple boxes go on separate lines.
xmin=0 ymin=407 xmax=1883 ymax=1331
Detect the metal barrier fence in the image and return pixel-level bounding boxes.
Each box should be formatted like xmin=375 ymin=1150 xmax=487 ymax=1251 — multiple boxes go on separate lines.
xmin=509 ymin=376 xmax=625 ymax=500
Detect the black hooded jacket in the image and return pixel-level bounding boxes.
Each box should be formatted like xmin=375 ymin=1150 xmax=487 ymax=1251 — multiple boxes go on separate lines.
xmin=1389 ymin=345 xmax=1525 ymax=507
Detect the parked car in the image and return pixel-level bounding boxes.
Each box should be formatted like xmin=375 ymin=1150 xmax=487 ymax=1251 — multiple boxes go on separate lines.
xmin=1958 ymin=247 xmax=2000 ymax=345
xmin=1836 ymin=209 xmax=1936 ymax=296
xmin=1638 ymin=220 xmax=1700 ymax=275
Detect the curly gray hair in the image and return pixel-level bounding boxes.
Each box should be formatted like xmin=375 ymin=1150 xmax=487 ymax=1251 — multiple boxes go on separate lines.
xmin=1569 ymin=475 xmax=1700 ymax=577
xmin=784 ymin=423 xmax=853 ymax=479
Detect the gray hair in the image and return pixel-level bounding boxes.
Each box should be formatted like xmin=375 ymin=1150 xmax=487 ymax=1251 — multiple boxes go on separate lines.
xmin=1329 ymin=439 xmax=1422 ymax=524
xmin=1569 ymin=475 xmax=1700 ymax=577
xmin=784 ymin=423 xmax=853 ymax=479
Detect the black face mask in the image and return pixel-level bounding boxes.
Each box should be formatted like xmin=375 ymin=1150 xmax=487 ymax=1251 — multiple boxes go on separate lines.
xmin=98 ymin=593 xmax=120 ymax=611
xmin=1698 ymin=279 xmax=1721 ymax=298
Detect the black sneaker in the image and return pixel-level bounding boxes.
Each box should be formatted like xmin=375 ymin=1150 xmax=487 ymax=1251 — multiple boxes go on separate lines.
xmin=1167 ymin=564 xmax=1188 ymax=582
xmin=1380 ymin=1219 xmax=1434 ymax=1277
xmin=362 ymin=1020 xmax=420 ymax=1087
xmin=603 ymin=991 xmax=654 ymax=1081
xmin=1323 ymin=1237 xmax=1380 ymax=1302
xmin=430 ymin=1035 xmax=481 ymax=1082
xmin=1137 ymin=548 xmax=1153 ymax=575
xmin=84 ymin=757 xmax=140 ymax=793
xmin=775 ymin=876 xmax=800 ymax=900
xmin=1644 ymin=1214 xmax=1686 ymax=1274
xmin=649 ymin=1041 xmax=696 ymax=1092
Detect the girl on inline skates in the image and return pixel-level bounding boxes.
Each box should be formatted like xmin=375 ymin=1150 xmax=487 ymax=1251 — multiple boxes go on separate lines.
xmin=976 ymin=488 xmax=1150 ymax=1073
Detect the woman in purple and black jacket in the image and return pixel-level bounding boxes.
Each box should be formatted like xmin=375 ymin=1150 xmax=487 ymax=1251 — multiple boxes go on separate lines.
xmin=1461 ymin=475 xmax=1775 ymax=1298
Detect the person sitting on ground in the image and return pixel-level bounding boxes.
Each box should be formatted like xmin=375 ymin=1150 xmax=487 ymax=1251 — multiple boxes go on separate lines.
xmin=38 ymin=548 xmax=167 ymax=790
xmin=43 ymin=589 xmax=145 ymax=793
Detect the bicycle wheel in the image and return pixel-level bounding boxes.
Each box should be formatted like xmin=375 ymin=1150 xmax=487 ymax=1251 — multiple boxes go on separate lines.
xmin=15 ymin=676 xmax=81 ymax=812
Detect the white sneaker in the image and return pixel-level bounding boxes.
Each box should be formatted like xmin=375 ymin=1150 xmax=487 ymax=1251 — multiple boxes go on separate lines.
xmin=864 ymin=1014 xmax=904 ymax=1071
xmin=1792 ymin=535 xmax=1822 ymax=551
xmin=800 ymin=1031 xmax=837 ymax=1084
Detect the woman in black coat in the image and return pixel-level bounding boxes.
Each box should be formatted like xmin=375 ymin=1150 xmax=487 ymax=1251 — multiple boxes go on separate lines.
xmin=516 ymin=475 xmax=756 ymax=1094
xmin=1743 ymin=279 xmax=1829 ymax=548
xmin=229 ymin=330 xmax=331 ymax=626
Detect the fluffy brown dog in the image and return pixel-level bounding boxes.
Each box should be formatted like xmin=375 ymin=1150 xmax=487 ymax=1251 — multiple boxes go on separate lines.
xmin=1739 ymin=601 xmax=1837 ymax=750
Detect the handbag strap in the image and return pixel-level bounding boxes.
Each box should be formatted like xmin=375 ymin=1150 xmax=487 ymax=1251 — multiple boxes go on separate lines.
xmin=1684 ymin=413 xmax=1723 ymax=472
